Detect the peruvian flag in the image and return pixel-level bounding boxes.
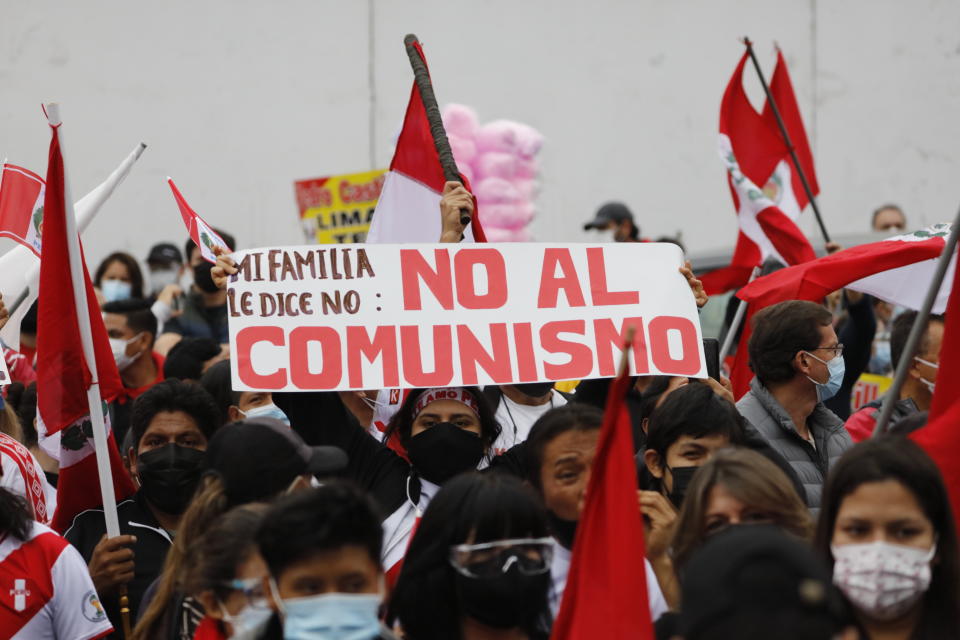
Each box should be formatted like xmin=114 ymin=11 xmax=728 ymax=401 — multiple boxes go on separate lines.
xmin=366 ymin=39 xmax=486 ymax=244
xmin=0 ymin=163 xmax=46 ymax=257
xmin=729 ymin=225 xmax=953 ymax=398
xmin=912 ymin=243 xmax=960 ymax=534
xmin=701 ymin=47 xmax=819 ymax=295
xmin=550 ymin=354 xmax=653 ymax=639
xmin=36 ymin=119 xmax=135 ymax=533
xmin=167 ymin=177 xmax=232 ymax=263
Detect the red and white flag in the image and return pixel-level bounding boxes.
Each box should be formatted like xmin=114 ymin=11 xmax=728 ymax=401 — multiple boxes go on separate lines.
xmin=167 ymin=177 xmax=232 ymax=263
xmin=550 ymin=354 xmax=653 ymax=639
xmin=366 ymin=40 xmax=486 ymax=244
xmin=701 ymin=47 xmax=819 ymax=295
xmin=36 ymin=118 xmax=135 ymax=533
xmin=0 ymin=163 xmax=46 ymax=257
xmin=729 ymin=225 xmax=953 ymax=399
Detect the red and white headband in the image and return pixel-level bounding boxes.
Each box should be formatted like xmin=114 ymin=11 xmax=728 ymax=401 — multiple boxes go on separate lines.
xmin=414 ymin=387 xmax=480 ymax=417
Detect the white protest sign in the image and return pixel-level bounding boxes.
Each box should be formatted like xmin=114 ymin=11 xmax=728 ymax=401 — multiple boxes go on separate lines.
xmin=227 ymin=243 xmax=706 ymax=391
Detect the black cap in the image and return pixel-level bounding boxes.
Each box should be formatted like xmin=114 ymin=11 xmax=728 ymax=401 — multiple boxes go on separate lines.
xmin=147 ymin=242 xmax=183 ymax=266
xmin=583 ymin=202 xmax=634 ymax=230
xmin=204 ymin=418 xmax=348 ymax=506
xmin=680 ymin=525 xmax=845 ymax=638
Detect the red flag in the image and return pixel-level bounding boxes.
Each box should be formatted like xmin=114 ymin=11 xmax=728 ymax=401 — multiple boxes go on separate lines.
xmin=701 ymin=47 xmax=818 ymax=295
xmin=729 ymin=227 xmax=950 ymax=399
xmin=550 ymin=351 xmax=653 ymax=638
xmin=366 ymin=40 xmax=486 ymax=244
xmin=36 ymin=120 xmax=135 ymax=533
xmin=167 ymin=178 xmax=232 ymax=264
xmin=0 ymin=163 xmax=46 ymax=257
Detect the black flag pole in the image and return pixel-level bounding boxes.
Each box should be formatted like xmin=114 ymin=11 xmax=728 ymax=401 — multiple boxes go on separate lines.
xmin=743 ymin=37 xmax=831 ymax=245
xmin=873 ymin=207 xmax=960 ymax=437
xmin=403 ymin=34 xmax=471 ymax=228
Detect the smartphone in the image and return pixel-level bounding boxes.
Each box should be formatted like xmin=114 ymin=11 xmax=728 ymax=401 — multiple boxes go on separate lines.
xmin=702 ymin=338 xmax=721 ymax=381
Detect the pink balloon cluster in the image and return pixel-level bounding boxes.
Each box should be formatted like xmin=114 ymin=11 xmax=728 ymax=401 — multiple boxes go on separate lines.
xmin=442 ymin=104 xmax=543 ymax=242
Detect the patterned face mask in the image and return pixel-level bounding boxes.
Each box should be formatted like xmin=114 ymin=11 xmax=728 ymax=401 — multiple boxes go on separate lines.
xmin=831 ymin=540 xmax=936 ymax=621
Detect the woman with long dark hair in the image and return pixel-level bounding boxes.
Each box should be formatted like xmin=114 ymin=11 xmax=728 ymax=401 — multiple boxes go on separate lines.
xmin=94 ymin=251 xmax=145 ymax=302
xmin=814 ymin=437 xmax=960 ymax=639
xmin=388 ymin=472 xmax=552 ymax=640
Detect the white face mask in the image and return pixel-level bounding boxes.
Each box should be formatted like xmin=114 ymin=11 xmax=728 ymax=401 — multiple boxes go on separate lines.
xmin=831 ymin=541 xmax=936 ymax=621
xmin=219 ymin=600 xmax=273 ymax=640
xmin=239 ymin=403 xmax=291 ymax=427
xmin=109 ymin=332 xmax=145 ymax=371
xmin=914 ymin=357 xmax=938 ymax=394
xmin=149 ymin=268 xmax=180 ymax=295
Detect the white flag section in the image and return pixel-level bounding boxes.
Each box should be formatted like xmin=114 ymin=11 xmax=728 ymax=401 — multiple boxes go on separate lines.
xmin=227 ymin=242 xmax=706 ymax=391
xmin=365 ymin=171 xmax=476 ymax=244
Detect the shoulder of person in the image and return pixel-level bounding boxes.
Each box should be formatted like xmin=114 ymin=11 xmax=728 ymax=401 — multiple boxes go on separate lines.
xmin=63 ymin=497 xmax=137 ymax=546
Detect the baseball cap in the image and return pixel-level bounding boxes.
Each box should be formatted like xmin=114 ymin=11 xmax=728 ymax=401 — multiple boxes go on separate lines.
xmin=583 ymin=202 xmax=634 ymax=231
xmin=680 ymin=524 xmax=847 ymax=639
xmin=146 ymin=242 xmax=183 ymax=267
xmin=204 ymin=418 xmax=348 ymax=506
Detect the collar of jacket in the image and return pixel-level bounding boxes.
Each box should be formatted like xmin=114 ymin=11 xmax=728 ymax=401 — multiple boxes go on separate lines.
xmin=749 ymin=377 xmax=844 ymax=440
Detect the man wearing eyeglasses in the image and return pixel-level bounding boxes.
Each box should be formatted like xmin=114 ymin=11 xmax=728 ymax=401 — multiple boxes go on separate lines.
xmin=736 ymin=300 xmax=854 ymax=515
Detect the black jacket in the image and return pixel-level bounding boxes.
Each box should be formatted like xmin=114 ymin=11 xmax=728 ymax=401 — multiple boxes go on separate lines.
xmin=64 ymin=490 xmax=173 ymax=639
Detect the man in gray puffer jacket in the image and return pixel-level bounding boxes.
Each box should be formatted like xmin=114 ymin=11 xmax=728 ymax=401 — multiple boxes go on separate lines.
xmin=736 ymin=300 xmax=853 ymax=513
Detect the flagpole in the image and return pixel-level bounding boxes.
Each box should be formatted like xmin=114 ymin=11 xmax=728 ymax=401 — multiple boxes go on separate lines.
xmin=402 ymin=34 xmax=471 ymax=228
xmin=742 ymin=37 xmax=831 ymax=245
xmin=718 ymin=267 xmax=762 ymax=363
xmin=873 ymin=208 xmax=960 ymax=436
xmin=44 ymin=104 xmax=121 ymax=539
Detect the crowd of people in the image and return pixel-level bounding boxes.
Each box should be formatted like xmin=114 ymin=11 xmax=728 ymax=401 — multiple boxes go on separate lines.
xmin=0 ymin=186 xmax=955 ymax=640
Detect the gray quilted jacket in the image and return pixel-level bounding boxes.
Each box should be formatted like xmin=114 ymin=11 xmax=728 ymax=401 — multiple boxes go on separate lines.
xmin=736 ymin=377 xmax=853 ymax=514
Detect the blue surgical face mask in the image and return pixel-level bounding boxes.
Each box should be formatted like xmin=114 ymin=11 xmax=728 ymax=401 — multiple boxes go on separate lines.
xmin=269 ymin=577 xmax=383 ymax=640
xmin=240 ymin=403 xmax=291 ymax=427
xmin=101 ymin=278 xmax=133 ymax=302
xmin=804 ymin=351 xmax=845 ymax=402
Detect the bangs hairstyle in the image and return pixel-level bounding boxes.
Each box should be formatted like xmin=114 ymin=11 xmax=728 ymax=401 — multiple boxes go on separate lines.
xmin=748 ymin=300 xmax=832 ymax=385
xmin=387 ymin=472 xmax=550 ymax=640
xmin=525 ymin=404 xmax=603 ymax=490
xmin=814 ymin=437 xmax=960 ymax=635
xmin=381 ymin=386 xmax=501 ymax=452
xmin=94 ymin=251 xmax=145 ymax=299
xmin=645 ymin=382 xmax=747 ymax=460
xmin=671 ymin=448 xmax=813 ymax=572
xmin=183 ymin=503 xmax=267 ymax=601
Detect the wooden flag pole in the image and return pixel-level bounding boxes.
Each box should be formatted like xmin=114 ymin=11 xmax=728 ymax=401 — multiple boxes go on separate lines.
xmin=742 ymin=37 xmax=831 ymax=245
xmin=873 ymin=208 xmax=960 ymax=436
xmin=402 ymin=34 xmax=471 ymax=228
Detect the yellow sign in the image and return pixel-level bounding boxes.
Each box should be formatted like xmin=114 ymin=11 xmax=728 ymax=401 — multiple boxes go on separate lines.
xmin=851 ymin=373 xmax=893 ymax=411
xmin=294 ymin=169 xmax=386 ymax=244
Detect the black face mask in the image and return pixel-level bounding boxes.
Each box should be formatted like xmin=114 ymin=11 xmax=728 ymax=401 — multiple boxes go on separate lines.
xmin=547 ymin=511 xmax=578 ymax=550
xmin=137 ymin=444 xmax=205 ymax=515
xmin=512 ymin=382 xmax=554 ymax=399
xmin=406 ymin=422 xmax=484 ymax=485
xmin=456 ymin=560 xmax=550 ymax=629
xmin=192 ymin=261 xmax=220 ymax=294
xmin=667 ymin=465 xmax=700 ymax=508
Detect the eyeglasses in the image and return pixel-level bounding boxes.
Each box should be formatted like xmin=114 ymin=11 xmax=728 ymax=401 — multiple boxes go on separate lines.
xmin=449 ymin=537 xmax=554 ymax=579
xmin=810 ymin=344 xmax=844 ymax=357
xmin=221 ymin=577 xmax=269 ymax=607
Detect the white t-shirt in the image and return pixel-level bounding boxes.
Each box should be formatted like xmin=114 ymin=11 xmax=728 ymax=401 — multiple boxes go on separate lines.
xmin=0 ymin=433 xmax=57 ymax=525
xmin=549 ymin=539 xmax=668 ymax=622
xmin=1 ymin=522 xmax=113 ymax=639
xmin=492 ymin=391 xmax=567 ymax=455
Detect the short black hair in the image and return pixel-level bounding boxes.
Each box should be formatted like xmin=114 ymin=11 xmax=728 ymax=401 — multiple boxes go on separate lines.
xmin=645 ymin=382 xmax=746 ymax=463
xmin=185 ymin=228 xmax=236 ymax=264
xmin=525 ymin=404 xmax=602 ymax=490
xmin=257 ymin=482 xmax=383 ymax=579
xmin=890 ymin=311 xmax=944 ymax=370
xmin=199 ymin=359 xmax=241 ymax=427
xmin=102 ymin=298 xmax=158 ymax=340
xmin=129 ymin=379 xmax=221 ymax=449
xmin=164 ymin=337 xmax=221 ymax=382
xmin=382 ymin=386 xmax=501 ymax=455
xmin=748 ymin=300 xmax=832 ymax=385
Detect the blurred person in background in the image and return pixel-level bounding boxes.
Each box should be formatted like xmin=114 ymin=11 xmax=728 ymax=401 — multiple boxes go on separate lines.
xmin=815 ymin=437 xmax=960 ymax=639
xmin=94 ymin=251 xmax=145 ymax=304
xmin=200 ymin=360 xmax=289 ymax=428
xmin=145 ymin=242 xmax=185 ymax=297
xmin=871 ymin=204 xmax=906 ymax=233
xmin=582 ymin=202 xmax=641 ymax=242
xmin=845 ymin=311 xmax=941 ymax=442
xmin=163 ymin=337 xmax=225 ymax=383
